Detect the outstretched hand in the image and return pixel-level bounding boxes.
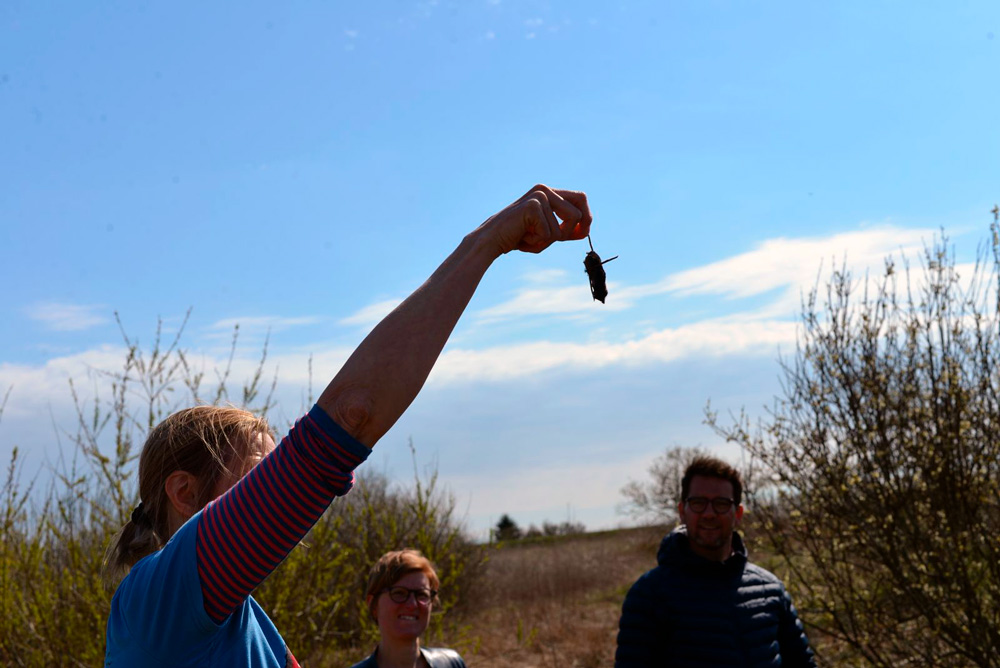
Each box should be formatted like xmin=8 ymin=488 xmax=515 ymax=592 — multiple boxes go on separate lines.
xmin=479 ymin=184 xmax=593 ymax=256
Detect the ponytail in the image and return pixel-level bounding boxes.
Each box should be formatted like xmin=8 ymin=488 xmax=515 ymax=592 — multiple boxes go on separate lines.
xmin=103 ymin=504 xmax=165 ymax=585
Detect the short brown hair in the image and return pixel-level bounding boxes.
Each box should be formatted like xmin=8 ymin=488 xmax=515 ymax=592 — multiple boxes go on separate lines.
xmin=681 ymin=456 xmax=743 ymax=505
xmin=365 ymin=549 xmax=440 ymax=620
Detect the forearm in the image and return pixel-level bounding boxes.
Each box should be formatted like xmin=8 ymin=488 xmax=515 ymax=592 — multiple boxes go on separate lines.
xmin=318 ymin=226 xmax=499 ymax=446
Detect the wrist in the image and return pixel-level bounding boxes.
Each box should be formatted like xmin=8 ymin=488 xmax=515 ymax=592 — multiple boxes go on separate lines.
xmin=462 ymin=225 xmax=503 ymax=269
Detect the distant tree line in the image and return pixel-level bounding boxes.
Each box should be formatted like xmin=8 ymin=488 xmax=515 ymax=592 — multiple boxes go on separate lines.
xmin=492 ymin=513 xmax=586 ymax=542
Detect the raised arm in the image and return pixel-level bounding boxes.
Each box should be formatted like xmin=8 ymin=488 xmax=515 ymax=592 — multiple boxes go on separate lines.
xmin=194 ymin=185 xmax=591 ymax=623
xmin=318 ymin=184 xmax=592 ymax=446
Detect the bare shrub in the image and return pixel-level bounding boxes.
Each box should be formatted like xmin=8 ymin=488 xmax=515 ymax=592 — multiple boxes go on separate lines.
xmin=618 ymin=445 xmax=711 ymax=524
xmin=708 ymin=220 xmax=1000 ymax=666
xmin=0 ymin=316 xmax=479 ymax=666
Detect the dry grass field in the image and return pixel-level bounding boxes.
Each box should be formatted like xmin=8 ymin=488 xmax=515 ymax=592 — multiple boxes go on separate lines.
xmin=447 ymin=525 xmax=667 ymax=668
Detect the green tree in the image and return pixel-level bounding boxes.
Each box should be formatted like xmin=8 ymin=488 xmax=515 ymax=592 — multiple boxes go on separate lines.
xmin=708 ymin=218 xmax=1000 ymax=666
xmin=494 ymin=514 xmax=522 ymax=541
xmin=541 ymin=520 xmax=585 ymax=537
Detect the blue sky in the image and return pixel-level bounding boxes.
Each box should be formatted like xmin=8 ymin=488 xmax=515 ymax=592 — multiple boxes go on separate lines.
xmin=2 ymin=1 xmax=999 ymax=538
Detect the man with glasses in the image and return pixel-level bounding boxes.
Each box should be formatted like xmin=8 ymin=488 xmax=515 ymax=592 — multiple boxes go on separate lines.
xmin=614 ymin=456 xmax=816 ymax=667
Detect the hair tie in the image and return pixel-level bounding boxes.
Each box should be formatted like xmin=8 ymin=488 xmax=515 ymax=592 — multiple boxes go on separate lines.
xmin=131 ymin=502 xmax=151 ymax=528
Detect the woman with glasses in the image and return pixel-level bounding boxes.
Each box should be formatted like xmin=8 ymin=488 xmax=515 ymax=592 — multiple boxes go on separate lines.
xmin=351 ymin=550 xmax=466 ymax=668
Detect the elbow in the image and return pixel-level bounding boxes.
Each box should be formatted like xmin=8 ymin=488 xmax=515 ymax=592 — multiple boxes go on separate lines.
xmin=320 ymin=387 xmax=376 ymax=445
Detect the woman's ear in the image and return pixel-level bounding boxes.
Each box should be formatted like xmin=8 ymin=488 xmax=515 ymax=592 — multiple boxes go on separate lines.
xmin=164 ymin=470 xmax=201 ymax=522
xmin=366 ymin=594 xmax=378 ymax=624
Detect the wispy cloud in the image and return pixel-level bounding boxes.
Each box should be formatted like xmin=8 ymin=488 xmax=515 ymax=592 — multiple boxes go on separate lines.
xmin=25 ymin=302 xmax=108 ymax=332
xmin=5 ymin=227 xmax=957 ymax=418
xmin=204 ymin=316 xmax=323 ymax=341
xmin=476 ymin=225 xmax=937 ymax=324
xmin=432 ymin=315 xmax=796 ymax=385
xmin=476 ymin=285 xmax=596 ymax=321
xmin=0 ymin=344 xmax=130 ymax=419
xmin=0 ymin=312 xmax=792 ymax=422
xmin=344 ymin=28 xmax=358 ymax=50
xmin=474 ymin=268 xmax=624 ymax=322
xmin=339 ymin=298 xmax=402 ymax=327
xmin=208 ymin=315 xmax=321 ymax=331
xmin=661 ymin=226 xmax=931 ymax=299
xmin=524 ymin=17 xmax=542 ymax=39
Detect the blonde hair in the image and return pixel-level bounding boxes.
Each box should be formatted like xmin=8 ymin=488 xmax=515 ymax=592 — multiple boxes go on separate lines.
xmin=365 ymin=549 xmax=440 ymax=620
xmin=103 ymin=405 xmax=271 ymax=583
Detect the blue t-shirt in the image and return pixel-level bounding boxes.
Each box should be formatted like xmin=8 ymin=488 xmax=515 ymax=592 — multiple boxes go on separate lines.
xmin=104 ymin=405 xmax=369 ymax=667
xmin=104 ymin=511 xmax=289 ymax=667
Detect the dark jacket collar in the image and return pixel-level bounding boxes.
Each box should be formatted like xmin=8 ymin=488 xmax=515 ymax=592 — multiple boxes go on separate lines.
xmin=657 ymin=525 xmax=748 ymax=576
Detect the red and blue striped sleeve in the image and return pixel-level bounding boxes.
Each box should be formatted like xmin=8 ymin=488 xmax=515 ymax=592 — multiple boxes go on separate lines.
xmin=194 ymin=404 xmax=371 ymax=623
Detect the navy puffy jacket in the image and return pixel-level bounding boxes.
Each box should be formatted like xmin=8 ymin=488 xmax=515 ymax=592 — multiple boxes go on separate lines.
xmin=615 ymin=526 xmax=816 ymax=667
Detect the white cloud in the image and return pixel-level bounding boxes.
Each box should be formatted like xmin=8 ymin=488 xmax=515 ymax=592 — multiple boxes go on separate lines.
xmin=523 ymin=268 xmax=569 ymax=283
xmin=339 ymin=299 xmax=402 ymax=327
xmin=25 ymin=302 xmax=108 ymax=332
xmin=475 ymin=284 xmax=601 ymax=321
xmin=431 ymin=315 xmax=796 ymax=385
xmin=207 ymin=315 xmax=322 ymax=332
xmin=524 ymin=18 xmax=543 ymax=28
xmin=202 ymin=316 xmax=323 ymax=345
xmin=6 ymin=226 xmax=950 ymax=413
xmin=0 ymin=314 xmax=790 ymax=423
xmin=475 ymin=267 xmax=626 ymax=321
xmin=0 ymin=344 xmax=130 ymax=420
xmin=661 ymin=226 xmax=932 ymax=299
xmin=0 ymin=341 xmax=352 ymax=453
xmin=476 ymin=225 xmax=938 ymax=324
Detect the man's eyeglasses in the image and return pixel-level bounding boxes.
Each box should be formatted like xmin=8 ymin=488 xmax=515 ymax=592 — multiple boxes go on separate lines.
xmin=684 ymin=496 xmax=736 ymax=514
xmin=382 ymin=586 xmax=437 ymax=605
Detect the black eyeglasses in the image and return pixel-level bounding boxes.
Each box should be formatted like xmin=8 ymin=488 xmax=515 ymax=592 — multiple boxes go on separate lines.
xmin=382 ymin=586 xmax=436 ymax=605
xmin=685 ymin=497 xmax=736 ymax=514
